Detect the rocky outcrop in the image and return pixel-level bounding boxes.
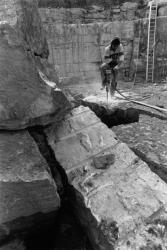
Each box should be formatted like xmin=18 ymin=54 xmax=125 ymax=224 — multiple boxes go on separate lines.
xmin=0 ymin=23 xmax=70 ymax=130
xmin=46 ymin=105 xmax=167 ymax=249
xmin=0 ymin=0 xmax=71 ymax=131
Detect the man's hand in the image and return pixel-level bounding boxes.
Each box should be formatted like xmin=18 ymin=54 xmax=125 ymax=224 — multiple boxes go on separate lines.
xmin=114 ymin=65 xmax=119 ymax=71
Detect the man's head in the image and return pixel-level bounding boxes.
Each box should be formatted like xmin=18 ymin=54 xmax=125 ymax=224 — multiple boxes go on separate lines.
xmin=110 ymin=37 xmax=120 ymax=51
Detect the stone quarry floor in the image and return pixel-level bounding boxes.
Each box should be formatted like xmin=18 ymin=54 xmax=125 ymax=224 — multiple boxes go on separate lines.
xmin=65 ymin=79 xmax=167 ymax=184
xmin=41 ymin=79 xmax=167 ymax=250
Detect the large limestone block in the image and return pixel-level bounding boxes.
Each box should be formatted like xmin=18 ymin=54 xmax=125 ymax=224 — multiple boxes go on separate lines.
xmin=0 ymin=0 xmax=48 ymax=58
xmin=0 ymin=130 xmax=60 ymax=241
xmin=46 ymin=106 xmax=167 ymax=249
xmin=0 ymin=23 xmax=70 ymax=130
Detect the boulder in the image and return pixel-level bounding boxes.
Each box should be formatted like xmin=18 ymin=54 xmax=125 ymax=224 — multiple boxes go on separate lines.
xmin=46 ymin=106 xmax=167 ymax=249
xmin=0 ymin=23 xmax=70 ymax=130
xmin=0 ymin=130 xmax=60 ymax=242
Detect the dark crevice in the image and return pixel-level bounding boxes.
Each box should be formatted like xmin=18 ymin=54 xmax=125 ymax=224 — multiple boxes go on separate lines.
xmin=28 ymin=126 xmax=68 ymax=196
xmin=81 ymin=101 xmax=140 ymax=127
xmin=27 ymin=126 xmax=93 ymax=250
xmin=71 ymin=93 xmax=167 ymax=124
xmin=73 ymin=97 xmax=167 ymax=129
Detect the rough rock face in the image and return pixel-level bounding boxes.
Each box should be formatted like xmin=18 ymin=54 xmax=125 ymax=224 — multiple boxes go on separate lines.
xmin=0 ymin=130 xmax=60 ymax=241
xmin=0 ymin=23 xmax=70 ymax=130
xmin=0 ymin=0 xmax=48 ymax=58
xmin=46 ymin=106 xmax=167 ymax=249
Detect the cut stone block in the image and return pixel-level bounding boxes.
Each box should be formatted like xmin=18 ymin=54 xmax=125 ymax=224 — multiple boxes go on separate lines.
xmin=0 ymin=131 xmax=60 ymax=242
xmin=46 ymin=106 xmax=167 ymax=250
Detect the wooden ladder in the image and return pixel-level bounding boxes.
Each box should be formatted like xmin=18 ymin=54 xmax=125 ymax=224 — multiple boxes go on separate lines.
xmin=146 ymin=1 xmax=157 ymax=83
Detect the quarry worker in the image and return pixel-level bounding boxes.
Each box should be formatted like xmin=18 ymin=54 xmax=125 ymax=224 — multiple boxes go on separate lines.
xmin=100 ymin=37 xmax=124 ymax=93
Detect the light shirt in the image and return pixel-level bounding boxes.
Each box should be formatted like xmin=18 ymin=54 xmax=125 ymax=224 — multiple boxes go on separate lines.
xmin=104 ymin=43 xmax=124 ymax=64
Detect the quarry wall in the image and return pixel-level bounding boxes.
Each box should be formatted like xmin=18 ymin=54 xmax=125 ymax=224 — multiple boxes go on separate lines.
xmin=39 ymin=0 xmax=167 ymax=83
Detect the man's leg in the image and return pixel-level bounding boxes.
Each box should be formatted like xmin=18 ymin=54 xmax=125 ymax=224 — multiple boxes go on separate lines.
xmin=100 ymin=63 xmax=109 ymax=90
xmin=111 ymin=67 xmax=118 ymax=95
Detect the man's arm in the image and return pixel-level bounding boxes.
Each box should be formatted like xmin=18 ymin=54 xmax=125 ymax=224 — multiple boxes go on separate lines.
xmin=114 ymin=45 xmax=124 ymax=70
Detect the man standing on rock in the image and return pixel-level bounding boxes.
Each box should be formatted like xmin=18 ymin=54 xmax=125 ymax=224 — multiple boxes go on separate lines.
xmin=100 ymin=37 xmax=124 ymax=95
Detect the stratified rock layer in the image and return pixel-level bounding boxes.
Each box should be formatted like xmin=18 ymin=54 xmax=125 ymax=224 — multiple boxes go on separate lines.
xmin=0 ymin=131 xmax=60 ymax=241
xmin=46 ymin=106 xmax=167 ymax=249
xmin=0 ymin=23 xmax=70 ymax=130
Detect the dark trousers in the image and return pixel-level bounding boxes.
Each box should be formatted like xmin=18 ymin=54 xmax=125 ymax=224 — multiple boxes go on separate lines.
xmin=100 ymin=62 xmax=118 ymax=88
